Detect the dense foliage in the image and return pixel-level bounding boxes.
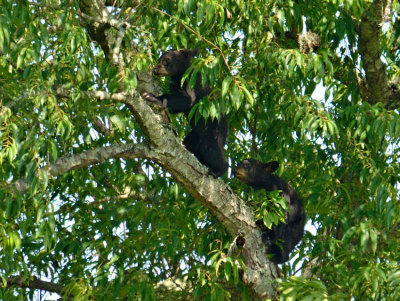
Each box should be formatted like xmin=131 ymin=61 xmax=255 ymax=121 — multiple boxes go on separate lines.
xmin=1 ymin=0 xmax=400 ymax=300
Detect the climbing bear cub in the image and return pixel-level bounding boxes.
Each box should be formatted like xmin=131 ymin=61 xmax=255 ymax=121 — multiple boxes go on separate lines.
xmin=233 ymin=159 xmax=306 ymax=264
xmin=143 ymin=49 xmax=228 ymax=177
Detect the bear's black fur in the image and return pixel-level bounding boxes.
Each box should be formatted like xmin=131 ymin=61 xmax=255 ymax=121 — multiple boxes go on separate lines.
xmin=143 ymin=49 xmax=228 ymax=177
xmin=232 ymin=159 xmax=306 ymax=264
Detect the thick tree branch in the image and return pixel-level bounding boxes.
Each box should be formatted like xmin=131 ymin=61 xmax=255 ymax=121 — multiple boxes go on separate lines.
xmin=53 ymin=85 xmax=281 ymax=298
xmin=358 ymin=0 xmax=392 ymax=106
xmin=69 ymin=2 xmax=281 ymax=298
xmin=6 ymin=276 xmax=66 ymax=296
xmin=78 ymin=0 xmax=130 ymax=61
xmin=114 ymin=93 xmax=281 ymax=299
xmin=10 ymin=142 xmax=152 ymax=195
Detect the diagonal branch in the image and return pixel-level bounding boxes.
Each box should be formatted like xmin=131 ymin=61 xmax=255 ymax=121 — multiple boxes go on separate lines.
xmin=52 ymin=86 xmax=281 ymax=299
xmin=70 ymin=2 xmax=281 ymax=297
xmin=110 ymin=93 xmax=282 ymax=299
xmin=11 ymin=142 xmax=152 ymax=195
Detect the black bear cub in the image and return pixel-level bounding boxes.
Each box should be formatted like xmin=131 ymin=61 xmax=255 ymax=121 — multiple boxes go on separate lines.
xmin=143 ymin=49 xmax=228 ymax=177
xmin=233 ymin=159 xmax=306 ymax=264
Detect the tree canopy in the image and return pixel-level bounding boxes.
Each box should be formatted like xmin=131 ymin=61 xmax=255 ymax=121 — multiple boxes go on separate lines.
xmin=1 ymin=0 xmax=400 ymax=300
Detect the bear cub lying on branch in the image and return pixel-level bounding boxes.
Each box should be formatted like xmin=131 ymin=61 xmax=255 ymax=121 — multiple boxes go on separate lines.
xmin=143 ymin=49 xmax=228 ymax=177
xmin=233 ymin=159 xmax=306 ymax=264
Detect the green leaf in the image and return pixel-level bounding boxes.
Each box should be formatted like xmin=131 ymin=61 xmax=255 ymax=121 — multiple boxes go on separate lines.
xmin=342 ymin=227 xmax=357 ymax=244
xmin=221 ymin=76 xmax=232 ymax=99
xmin=14 ymin=232 xmax=21 ymax=251
xmin=232 ymin=261 xmax=239 ymax=284
xmin=70 ymin=36 xmax=76 ymax=53
xmin=0 ymin=27 xmax=5 ymax=51
xmin=389 ymin=271 xmax=400 ymax=285
xmin=230 ymin=84 xmax=241 ymax=110
xmin=215 ymin=258 xmax=223 ymax=276
xmin=224 ymin=261 xmax=231 ymax=281
xmin=110 ymin=114 xmax=125 ymax=131
xmin=196 ymin=3 xmax=205 ymax=23
xmin=294 ymin=108 xmax=305 ymax=125
xmin=49 ymin=140 xmax=58 ymax=162
xmin=205 ymin=3 xmax=215 ymax=27
xmin=36 ymin=206 xmax=45 ymax=224
xmin=40 ymin=169 xmax=49 ymax=189
xmin=360 ymin=228 xmax=369 ymax=251
xmin=240 ymin=83 xmax=254 ymax=106
xmin=313 ymin=55 xmax=325 ymax=78
xmin=369 ymin=229 xmax=377 ymax=254
xmin=371 ymin=273 xmax=378 ymax=292
xmin=209 ymin=102 xmax=217 ymax=119
xmin=17 ymin=48 xmax=26 ymax=69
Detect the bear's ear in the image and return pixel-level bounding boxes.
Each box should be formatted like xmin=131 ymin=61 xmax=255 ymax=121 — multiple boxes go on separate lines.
xmin=180 ymin=49 xmax=199 ymax=58
xmin=264 ymin=161 xmax=279 ymax=173
xmin=191 ymin=49 xmax=200 ymax=56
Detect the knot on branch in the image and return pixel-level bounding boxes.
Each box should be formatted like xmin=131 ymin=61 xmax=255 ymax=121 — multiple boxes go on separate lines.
xmin=228 ymin=235 xmax=246 ymax=258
